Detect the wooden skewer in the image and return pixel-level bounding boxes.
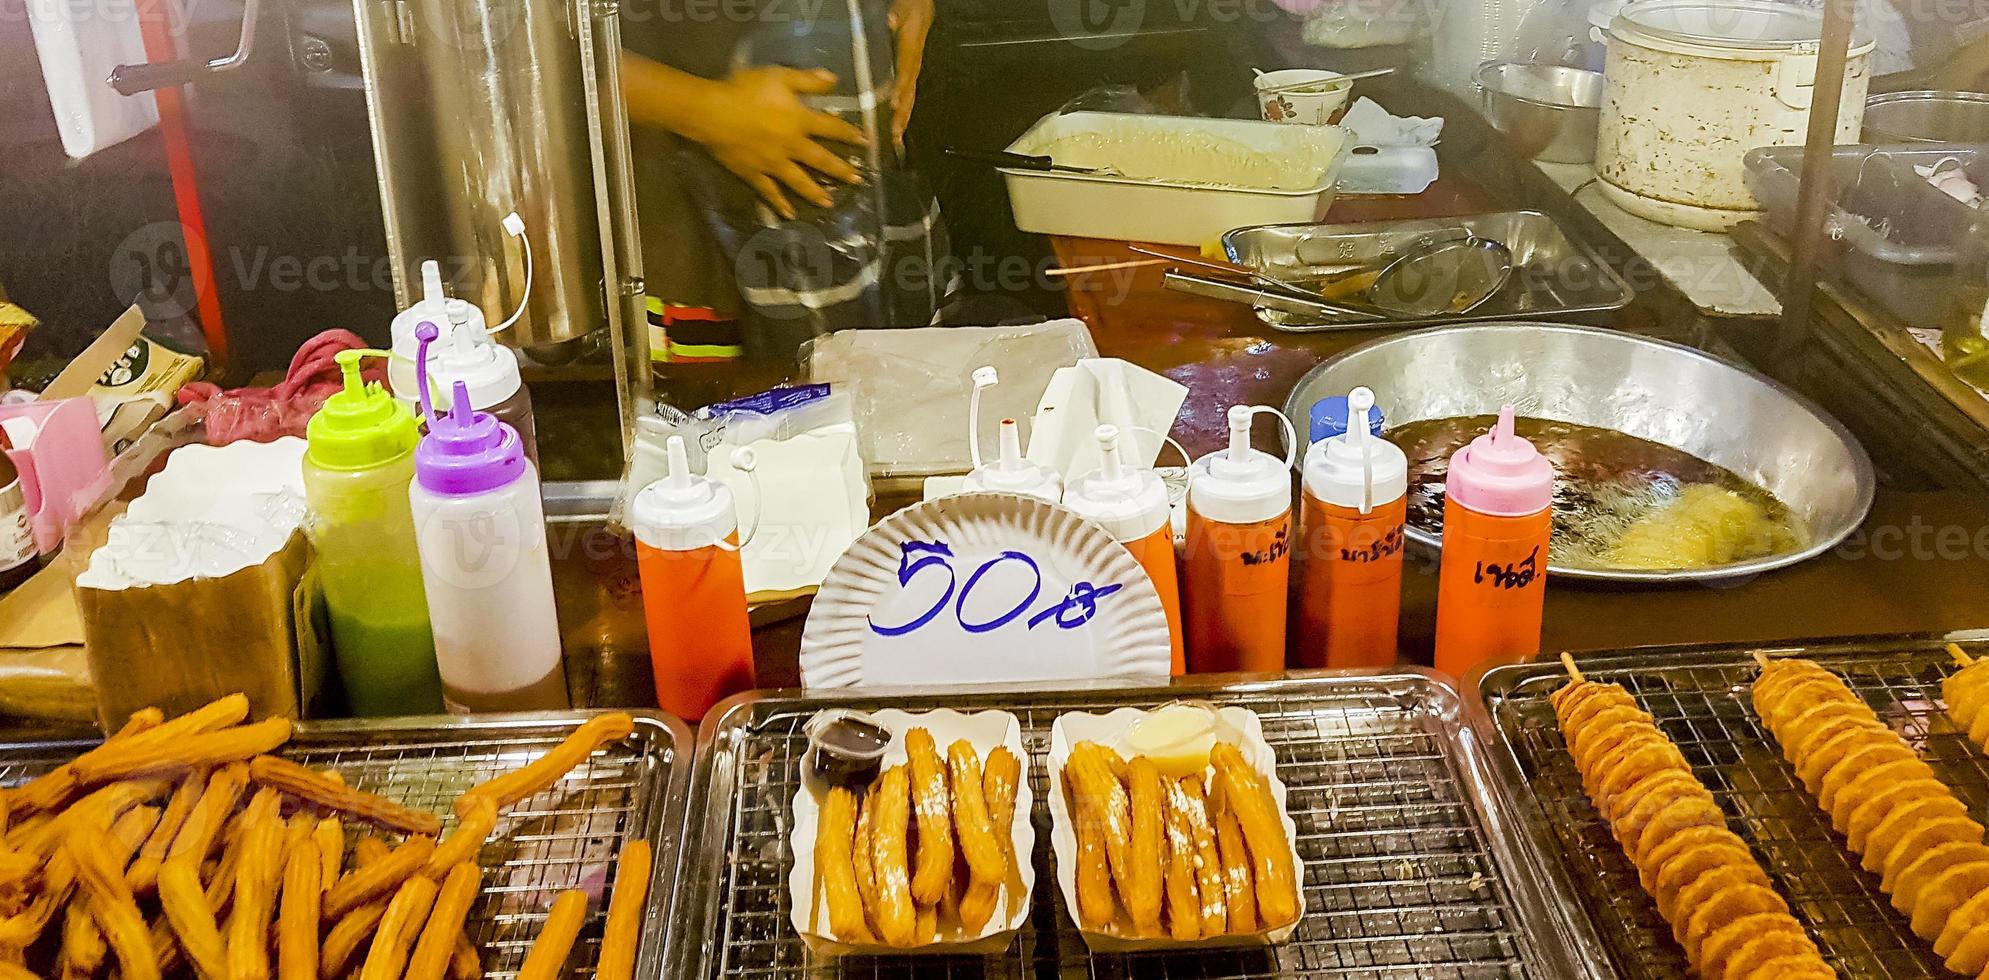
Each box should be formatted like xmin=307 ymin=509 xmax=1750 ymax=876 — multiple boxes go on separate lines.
xmin=1560 ymin=652 xmax=1583 ymax=683
xmin=1044 ymin=258 xmax=1169 ymax=278
xmin=1950 ymin=642 xmax=1976 ymax=667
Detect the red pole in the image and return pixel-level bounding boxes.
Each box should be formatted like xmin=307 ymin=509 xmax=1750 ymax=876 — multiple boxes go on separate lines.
xmin=132 ymin=0 xmax=230 ymax=374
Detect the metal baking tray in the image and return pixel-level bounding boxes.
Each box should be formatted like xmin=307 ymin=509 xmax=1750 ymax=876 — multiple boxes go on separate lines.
xmin=0 ymin=711 xmax=691 ymax=980
xmin=674 ymin=671 xmax=1586 ymax=979
xmin=1222 ymin=210 xmax=1633 ymax=333
xmin=1471 ymin=637 xmax=1989 ymax=979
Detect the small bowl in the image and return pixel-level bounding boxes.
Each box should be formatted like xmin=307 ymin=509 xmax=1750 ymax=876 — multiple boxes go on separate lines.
xmin=1254 ymin=69 xmax=1353 ymax=126
xmin=1476 ymin=61 xmax=1605 ymax=164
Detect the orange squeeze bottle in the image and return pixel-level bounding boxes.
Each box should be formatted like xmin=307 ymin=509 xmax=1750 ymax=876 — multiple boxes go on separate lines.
xmin=1297 ymin=387 xmax=1408 ymax=669
xmin=1183 ymin=405 xmax=1295 ymax=674
xmin=1432 ymin=406 xmax=1554 ymax=679
xmin=1062 ymin=424 xmax=1184 ymax=673
xmin=631 ymin=435 xmax=756 ymax=720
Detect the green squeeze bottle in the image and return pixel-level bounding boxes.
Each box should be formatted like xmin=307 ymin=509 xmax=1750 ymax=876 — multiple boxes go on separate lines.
xmin=303 ymin=350 xmax=444 ymax=715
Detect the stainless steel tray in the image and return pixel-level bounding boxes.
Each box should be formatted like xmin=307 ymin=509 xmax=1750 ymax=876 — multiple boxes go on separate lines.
xmin=675 ymin=671 xmax=1585 ymax=979
xmin=1222 ymin=211 xmax=1633 ymax=332
xmin=0 ymin=711 xmax=691 ymax=980
xmin=1471 ymin=637 xmax=1989 ymax=980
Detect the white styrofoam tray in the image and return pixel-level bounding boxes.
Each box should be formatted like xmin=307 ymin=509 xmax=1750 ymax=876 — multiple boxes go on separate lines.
xmin=1000 ymin=112 xmax=1352 ymax=246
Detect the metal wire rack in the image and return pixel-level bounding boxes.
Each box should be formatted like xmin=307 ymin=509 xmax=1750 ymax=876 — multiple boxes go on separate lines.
xmin=678 ymin=673 xmax=1578 ymax=980
xmin=0 ymin=712 xmax=688 ymax=980
xmin=1474 ymin=639 xmax=1989 ymax=979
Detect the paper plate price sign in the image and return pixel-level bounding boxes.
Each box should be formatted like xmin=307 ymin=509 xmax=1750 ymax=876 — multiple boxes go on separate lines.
xmin=799 ymin=493 xmax=1173 ymax=688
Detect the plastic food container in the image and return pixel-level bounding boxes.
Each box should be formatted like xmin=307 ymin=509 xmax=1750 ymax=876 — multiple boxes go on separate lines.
xmin=999 ymin=112 xmax=1351 ymax=246
xmin=786 ymin=708 xmax=1034 ymax=956
xmin=1045 ymin=704 xmax=1304 ymax=951
xmin=1744 ymin=143 xmax=1989 ymax=326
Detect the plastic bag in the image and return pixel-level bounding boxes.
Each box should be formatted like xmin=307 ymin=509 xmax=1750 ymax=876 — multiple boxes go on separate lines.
xmin=615 ymin=385 xmax=873 ymax=599
xmin=802 ymin=321 xmax=1098 ymax=483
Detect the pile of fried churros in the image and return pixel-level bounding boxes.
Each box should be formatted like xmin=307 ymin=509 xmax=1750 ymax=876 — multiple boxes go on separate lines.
xmin=1061 ymin=740 xmax=1298 ymax=941
xmin=814 ymin=729 xmax=1022 ymax=947
xmin=0 ymin=696 xmax=654 ymax=980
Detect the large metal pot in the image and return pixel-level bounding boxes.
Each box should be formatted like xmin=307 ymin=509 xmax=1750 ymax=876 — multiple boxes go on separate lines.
xmin=1865 ymin=90 xmax=1989 ymax=144
xmin=1284 ymin=323 xmax=1875 ymax=583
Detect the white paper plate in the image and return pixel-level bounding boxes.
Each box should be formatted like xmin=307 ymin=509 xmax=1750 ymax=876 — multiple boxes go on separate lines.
xmin=800 ymin=492 xmax=1173 ymax=689
xmin=787 ymin=708 xmax=1034 ymax=955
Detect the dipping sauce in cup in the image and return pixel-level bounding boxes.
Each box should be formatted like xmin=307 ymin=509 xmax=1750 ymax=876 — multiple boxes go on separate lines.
xmin=1255 ymin=69 xmax=1352 ymax=126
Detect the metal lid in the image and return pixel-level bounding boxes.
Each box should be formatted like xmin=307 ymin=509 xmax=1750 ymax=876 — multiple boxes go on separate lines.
xmin=1617 ymin=0 xmax=1873 ymax=53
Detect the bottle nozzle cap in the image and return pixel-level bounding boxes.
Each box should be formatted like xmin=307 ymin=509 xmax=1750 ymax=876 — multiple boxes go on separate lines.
xmin=1444 ymin=404 xmax=1553 ymax=516
xmin=1305 ymin=386 xmax=1407 ymax=513
xmin=307 ymin=348 xmax=415 ymax=470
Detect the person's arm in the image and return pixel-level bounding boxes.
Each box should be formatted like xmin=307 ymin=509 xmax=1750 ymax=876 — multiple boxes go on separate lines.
xmin=887 ymin=0 xmax=934 ymax=149
xmin=621 ymin=52 xmax=868 ymax=220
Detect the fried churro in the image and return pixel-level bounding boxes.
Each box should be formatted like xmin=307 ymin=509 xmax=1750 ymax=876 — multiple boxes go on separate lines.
xmin=461 ymin=713 xmax=635 ymax=815
xmin=324 ymin=836 xmax=435 ymax=920
xmin=1180 ymin=776 xmax=1227 ymax=938
xmin=904 ymin=729 xmax=953 ymax=906
xmin=1211 ymin=742 xmax=1297 ymax=928
xmin=276 ymin=834 xmax=321 ymax=980
xmin=128 ymin=773 xmax=204 ymax=894
xmin=868 ymin=766 xmax=916 ymax=947
xmin=356 ymin=875 xmax=438 ymax=980
xmin=405 ymin=863 xmax=479 ymax=980
xmin=958 ymin=747 xmax=1020 ymax=933
xmin=1125 ymin=757 xmax=1165 ymax=935
xmin=247 ymin=757 xmax=441 ymax=837
xmin=224 ymin=812 xmax=284 ymax=980
xmin=73 ymin=719 xmax=292 ymax=785
xmin=595 ymin=842 xmax=650 ymax=980
xmin=514 ymin=890 xmax=587 ymax=980
xmin=817 ymin=787 xmax=871 ymax=943
xmin=158 ymin=857 xmax=225 ymax=980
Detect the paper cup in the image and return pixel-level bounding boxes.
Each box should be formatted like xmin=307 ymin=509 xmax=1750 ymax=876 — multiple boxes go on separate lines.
xmin=1047 ymin=705 xmax=1306 ymax=951
xmin=1255 ymin=69 xmax=1352 ymax=126
xmin=787 ymin=708 xmax=1035 ymax=956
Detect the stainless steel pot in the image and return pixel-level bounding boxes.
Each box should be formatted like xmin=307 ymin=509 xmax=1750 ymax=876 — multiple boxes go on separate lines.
xmin=1864 ymin=90 xmax=1989 ymax=144
xmin=1476 ymin=61 xmax=1604 ymax=165
xmin=1284 ymin=323 xmax=1876 ymax=583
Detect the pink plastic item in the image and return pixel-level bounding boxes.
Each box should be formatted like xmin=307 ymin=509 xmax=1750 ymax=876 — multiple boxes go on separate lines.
xmin=0 ymin=397 xmax=112 ymax=554
xmin=178 ymin=329 xmax=383 ymax=444
xmin=1442 ymin=405 xmax=1553 ymax=518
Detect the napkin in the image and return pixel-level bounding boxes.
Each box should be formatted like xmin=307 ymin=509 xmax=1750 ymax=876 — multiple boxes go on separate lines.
xmin=1336 ymin=97 xmax=1442 ymax=195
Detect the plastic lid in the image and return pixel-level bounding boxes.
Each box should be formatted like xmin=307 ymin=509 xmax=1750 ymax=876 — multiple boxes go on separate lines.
xmin=1303 ymin=387 xmax=1407 ymax=513
xmin=391 ymin=261 xmax=457 ymax=355
xmin=1188 ymin=405 xmax=1294 ymax=525
xmin=630 ymin=435 xmax=736 ymax=550
xmin=1063 ymin=425 xmax=1170 ymax=541
xmin=962 ymin=418 xmax=1062 ymax=503
xmin=306 ymin=349 xmax=418 ymax=471
xmin=412 ymin=324 xmax=526 ymax=495
xmin=1309 ymin=394 xmax=1387 ymax=443
xmin=1443 ymin=405 xmax=1553 ymax=517
xmin=431 ymin=313 xmax=523 ymax=409
xmin=1616 ymin=0 xmax=1872 ymax=51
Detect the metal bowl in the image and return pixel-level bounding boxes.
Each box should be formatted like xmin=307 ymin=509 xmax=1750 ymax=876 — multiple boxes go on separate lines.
xmin=1476 ymin=61 xmax=1605 ymax=164
xmin=1865 ymin=90 xmax=1989 ymax=144
xmin=1284 ymin=323 xmax=1875 ymax=583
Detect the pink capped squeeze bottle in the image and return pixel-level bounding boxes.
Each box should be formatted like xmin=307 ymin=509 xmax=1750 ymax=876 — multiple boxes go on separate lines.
xmin=1432 ymin=406 xmax=1554 ymax=679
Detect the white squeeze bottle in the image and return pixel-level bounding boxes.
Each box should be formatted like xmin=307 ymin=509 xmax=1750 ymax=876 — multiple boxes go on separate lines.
xmin=1062 ymin=424 xmax=1184 ymax=673
xmin=407 ymin=322 xmax=569 ymax=712
xmin=962 ymin=417 xmax=1062 ymax=502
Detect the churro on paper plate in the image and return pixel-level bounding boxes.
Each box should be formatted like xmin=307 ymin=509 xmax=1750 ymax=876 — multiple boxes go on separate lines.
xmin=1047 ymin=702 xmax=1305 ymax=951
xmin=786 ymin=709 xmax=1034 ymax=955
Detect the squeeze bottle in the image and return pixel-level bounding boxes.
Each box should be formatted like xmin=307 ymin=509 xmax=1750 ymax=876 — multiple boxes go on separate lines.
xmin=1062 ymin=424 xmax=1184 ymax=673
xmin=388 ymin=261 xmax=483 ymax=404
xmin=1297 ymin=387 xmax=1408 ymax=669
xmin=1183 ymin=405 xmax=1294 ymax=674
xmin=407 ymin=324 xmax=569 ymax=713
xmin=301 ymin=350 xmax=444 ymax=715
xmin=961 ymin=418 xmax=1062 ymax=502
xmin=427 ymin=316 xmax=540 ymax=466
xmin=1432 ymin=405 xmax=1554 ymax=678
xmin=630 ymin=435 xmax=755 ymax=720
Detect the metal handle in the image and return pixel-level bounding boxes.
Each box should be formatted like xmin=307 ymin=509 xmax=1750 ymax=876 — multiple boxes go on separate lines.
xmin=109 ymin=0 xmax=259 ymax=94
xmin=1162 ymin=270 xmax=1385 ymax=325
xmin=942 ymin=147 xmax=1057 ymax=170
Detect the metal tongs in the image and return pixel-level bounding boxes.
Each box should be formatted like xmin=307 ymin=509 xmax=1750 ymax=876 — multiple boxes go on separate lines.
xmin=1129 ymin=246 xmax=1386 ymax=322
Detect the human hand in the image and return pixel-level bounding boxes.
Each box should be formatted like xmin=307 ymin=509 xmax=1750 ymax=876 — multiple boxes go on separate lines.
xmin=691 ymin=67 xmax=868 ymax=219
xmin=888 ymin=0 xmax=934 ymax=150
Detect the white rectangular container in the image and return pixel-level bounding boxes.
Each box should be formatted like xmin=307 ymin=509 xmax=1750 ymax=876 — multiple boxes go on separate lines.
xmin=999 ymin=112 xmax=1351 ymax=246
